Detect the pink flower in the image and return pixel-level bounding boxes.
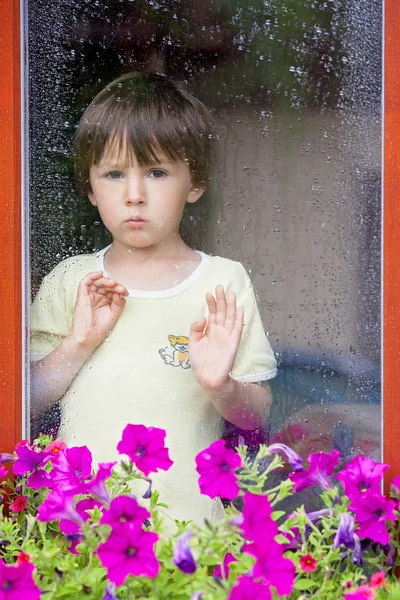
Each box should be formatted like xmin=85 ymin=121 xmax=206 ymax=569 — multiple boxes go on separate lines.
xmin=344 ymin=585 xmax=375 ymax=600
xmin=0 ymin=466 xmax=8 ymax=479
xmin=336 ymin=457 xmax=389 ymax=499
xmin=97 ymin=524 xmax=159 ymax=585
xmin=117 ymin=425 xmax=173 ymax=477
xmin=228 ymin=576 xmax=272 ymax=600
xmin=349 ymin=492 xmax=396 ymax=545
xmin=289 ymin=450 xmax=340 ymax=492
xmin=241 ymin=493 xmax=278 ymax=542
xmin=82 ymin=462 xmax=116 ymax=504
xmin=50 ymin=446 xmax=92 ymax=493
xmin=44 ymin=440 xmax=67 ymax=459
xmin=299 ymin=554 xmax=317 ymax=572
xmin=243 ymin=539 xmax=296 ymax=596
xmin=59 ymin=497 xmax=102 ymax=554
xmin=101 ymin=496 xmax=150 ymax=528
xmin=12 ymin=444 xmax=52 ymax=490
xmin=370 ymin=571 xmax=386 ymax=589
xmin=37 ymin=490 xmax=84 ymax=526
xmin=0 ymin=558 xmax=40 ymax=600
xmin=9 ymin=496 xmax=27 ymax=513
xmin=213 ymin=552 xmax=237 ymax=579
xmin=16 ymin=553 xmax=31 ymax=566
xmin=195 ymin=440 xmax=242 ymax=500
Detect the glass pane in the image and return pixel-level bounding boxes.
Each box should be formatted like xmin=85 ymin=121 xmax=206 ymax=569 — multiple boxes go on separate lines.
xmin=27 ymin=0 xmax=382 ymax=518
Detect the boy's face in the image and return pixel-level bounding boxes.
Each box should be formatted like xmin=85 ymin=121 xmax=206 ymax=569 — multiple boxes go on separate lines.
xmin=88 ymin=145 xmax=204 ymax=251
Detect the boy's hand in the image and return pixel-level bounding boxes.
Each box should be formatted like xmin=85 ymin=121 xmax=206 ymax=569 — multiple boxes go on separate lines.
xmin=189 ymin=285 xmax=244 ymax=389
xmin=70 ymin=271 xmax=129 ymax=351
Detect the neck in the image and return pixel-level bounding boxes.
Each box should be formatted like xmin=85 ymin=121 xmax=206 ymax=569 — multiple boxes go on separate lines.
xmin=107 ymin=234 xmax=192 ymax=264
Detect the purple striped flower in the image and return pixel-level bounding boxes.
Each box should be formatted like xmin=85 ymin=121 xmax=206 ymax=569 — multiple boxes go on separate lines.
xmin=289 ymin=450 xmax=340 ymax=492
xmin=172 ymin=532 xmax=197 ymax=574
xmin=267 ymin=443 xmax=303 ymax=471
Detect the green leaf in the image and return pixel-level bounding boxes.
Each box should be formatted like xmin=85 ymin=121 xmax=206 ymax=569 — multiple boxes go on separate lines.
xmin=294 ymin=578 xmax=320 ymax=591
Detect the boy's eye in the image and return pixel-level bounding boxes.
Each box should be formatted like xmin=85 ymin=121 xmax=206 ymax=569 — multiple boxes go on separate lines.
xmin=106 ymin=170 xmax=124 ymax=179
xmin=149 ymin=169 xmax=167 ymax=179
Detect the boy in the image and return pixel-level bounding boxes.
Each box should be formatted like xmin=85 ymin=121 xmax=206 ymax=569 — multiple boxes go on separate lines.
xmin=30 ymin=72 xmax=277 ymax=525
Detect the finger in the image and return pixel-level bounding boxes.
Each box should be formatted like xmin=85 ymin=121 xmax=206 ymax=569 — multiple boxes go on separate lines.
xmin=215 ymin=285 xmax=227 ymax=325
xmin=232 ymin=305 xmax=245 ymax=345
xmin=189 ymin=318 xmax=207 ymax=342
xmin=206 ymin=292 xmax=217 ymax=326
xmin=111 ymin=292 xmax=127 ymax=309
xmin=80 ymin=272 xmax=106 ymax=287
xmin=225 ymin=291 xmax=237 ymax=334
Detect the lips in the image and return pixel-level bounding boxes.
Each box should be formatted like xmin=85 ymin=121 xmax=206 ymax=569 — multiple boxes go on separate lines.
xmin=125 ymin=217 xmax=148 ymax=227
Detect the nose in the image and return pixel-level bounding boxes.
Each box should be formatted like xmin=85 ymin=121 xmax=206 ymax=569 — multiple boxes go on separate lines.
xmin=126 ymin=175 xmax=145 ymax=205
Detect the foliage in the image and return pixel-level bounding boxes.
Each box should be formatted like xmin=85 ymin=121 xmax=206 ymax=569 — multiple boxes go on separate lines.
xmin=0 ymin=426 xmax=399 ymax=599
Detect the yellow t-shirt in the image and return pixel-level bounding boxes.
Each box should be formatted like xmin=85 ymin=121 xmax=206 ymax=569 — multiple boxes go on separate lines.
xmin=31 ymin=248 xmax=277 ymax=525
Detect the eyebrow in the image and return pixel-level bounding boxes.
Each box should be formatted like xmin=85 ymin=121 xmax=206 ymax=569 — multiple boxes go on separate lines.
xmin=97 ymin=158 xmax=175 ymax=169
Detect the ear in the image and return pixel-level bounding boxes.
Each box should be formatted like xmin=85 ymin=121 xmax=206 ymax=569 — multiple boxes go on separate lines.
xmin=186 ymin=184 xmax=205 ymax=205
xmin=88 ymin=190 xmax=97 ymax=206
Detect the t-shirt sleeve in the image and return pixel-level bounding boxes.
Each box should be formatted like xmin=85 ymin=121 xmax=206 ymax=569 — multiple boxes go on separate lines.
xmin=30 ymin=262 xmax=77 ymax=361
xmin=230 ymin=266 xmax=277 ymax=383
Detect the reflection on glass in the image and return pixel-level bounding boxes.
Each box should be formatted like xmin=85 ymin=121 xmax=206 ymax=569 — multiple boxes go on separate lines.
xmin=28 ymin=0 xmax=382 ymax=517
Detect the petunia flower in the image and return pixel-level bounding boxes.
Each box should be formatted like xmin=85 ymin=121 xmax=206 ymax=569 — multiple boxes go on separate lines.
xmin=9 ymin=496 xmax=27 ymax=513
xmin=344 ymin=584 xmax=375 ymax=600
xmin=227 ymin=576 xmax=272 ymax=600
xmin=334 ymin=513 xmax=362 ymax=564
xmin=370 ymin=571 xmax=386 ymax=589
xmin=241 ymin=493 xmax=278 ymax=542
xmin=243 ymin=539 xmax=296 ymax=596
xmin=50 ymin=446 xmax=92 ymax=493
xmin=82 ymin=462 xmax=116 ymax=504
xmin=195 ymin=440 xmax=242 ymax=500
xmin=13 ymin=444 xmax=52 ymax=490
xmin=16 ymin=552 xmax=31 ymax=566
xmin=37 ymin=490 xmax=84 ymax=527
xmin=103 ymin=583 xmax=117 ymax=599
xmin=59 ymin=497 xmax=102 ymax=543
xmin=97 ymin=523 xmax=159 ymax=585
xmin=0 ymin=453 xmax=15 ymax=466
xmin=266 ymin=443 xmax=303 ymax=471
xmin=101 ymin=496 xmax=150 ymax=529
xmin=336 ymin=456 xmax=389 ymax=499
xmin=213 ymin=552 xmax=237 ymax=580
xmin=117 ymin=424 xmax=173 ymax=477
xmin=0 ymin=558 xmax=41 ymax=600
xmin=299 ymin=554 xmax=317 ymax=572
xmin=289 ymin=450 xmax=340 ymax=492
xmin=0 ymin=466 xmax=8 ymax=479
xmin=190 ymin=593 xmax=204 ymax=600
xmin=172 ymin=532 xmax=197 ymax=574
xmin=349 ymin=492 xmax=396 ymax=545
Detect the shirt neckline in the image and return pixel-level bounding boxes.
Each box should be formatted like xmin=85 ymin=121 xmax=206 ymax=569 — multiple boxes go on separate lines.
xmin=96 ymin=245 xmax=211 ymax=299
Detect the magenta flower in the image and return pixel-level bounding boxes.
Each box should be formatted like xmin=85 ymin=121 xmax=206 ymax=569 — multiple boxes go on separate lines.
xmin=344 ymin=585 xmax=375 ymax=600
xmin=243 ymin=539 xmax=296 ymax=596
xmin=195 ymin=440 xmax=242 ymax=500
xmin=336 ymin=457 xmax=389 ymax=499
xmin=266 ymin=443 xmax=303 ymax=471
xmin=44 ymin=440 xmax=67 ymax=460
xmin=0 ymin=466 xmax=8 ymax=479
xmin=228 ymin=576 xmax=272 ymax=600
xmin=241 ymin=493 xmax=278 ymax=542
xmin=172 ymin=532 xmax=197 ymax=574
xmin=13 ymin=444 xmax=52 ymax=490
xmin=289 ymin=450 xmax=340 ymax=492
xmin=50 ymin=446 xmax=92 ymax=493
xmin=0 ymin=558 xmax=40 ymax=600
xmin=37 ymin=490 xmax=83 ymax=526
xmin=60 ymin=497 xmax=102 ymax=534
xmin=97 ymin=524 xmax=159 ymax=585
xmin=117 ymin=424 xmax=173 ymax=477
xmin=101 ymin=496 xmax=150 ymax=528
xmin=334 ymin=513 xmax=362 ymax=564
xmin=213 ymin=552 xmax=237 ymax=579
xmin=9 ymin=496 xmax=27 ymax=513
xmin=349 ymin=492 xmax=396 ymax=545
xmin=82 ymin=462 xmax=116 ymax=504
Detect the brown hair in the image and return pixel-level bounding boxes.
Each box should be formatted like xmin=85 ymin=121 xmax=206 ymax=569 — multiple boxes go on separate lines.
xmin=73 ymin=72 xmax=215 ymax=195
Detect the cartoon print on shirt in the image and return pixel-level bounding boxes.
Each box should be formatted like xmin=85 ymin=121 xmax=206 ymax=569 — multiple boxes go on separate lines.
xmin=159 ymin=335 xmax=191 ymax=369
